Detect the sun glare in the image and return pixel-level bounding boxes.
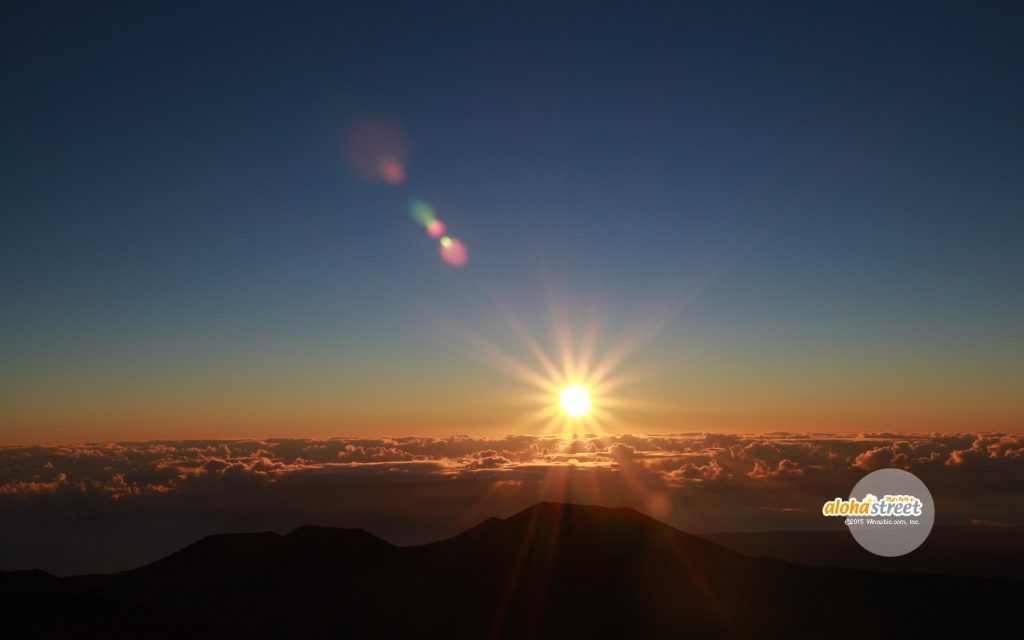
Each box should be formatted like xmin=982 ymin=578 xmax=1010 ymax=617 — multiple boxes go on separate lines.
xmin=559 ymin=384 xmax=592 ymax=418
xmin=455 ymin=283 xmax=698 ymax=435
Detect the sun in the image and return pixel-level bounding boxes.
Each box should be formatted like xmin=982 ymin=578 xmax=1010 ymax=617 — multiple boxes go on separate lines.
xmin=455 ymin=290 xmax=674 ymax=434
xmin=559 ymin=384 xmax=592 ymax=418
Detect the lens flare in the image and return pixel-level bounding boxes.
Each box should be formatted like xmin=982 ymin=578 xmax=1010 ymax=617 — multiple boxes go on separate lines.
xmin=439 ymin=236 xmax=467 ymax=267
xmin=410 ymin=199 xmax=436 ymax=227
xmin=378 ymin=157 xmax=405 ymax=184
xmin=344 ymin=118 xmax=408 ymax=185
xmin=426 ymin=219 xmax=446 ymax=238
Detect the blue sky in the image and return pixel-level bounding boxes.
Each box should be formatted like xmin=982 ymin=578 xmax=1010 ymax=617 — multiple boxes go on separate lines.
xmin=2 ymin=1 xmax=1022 ymax=440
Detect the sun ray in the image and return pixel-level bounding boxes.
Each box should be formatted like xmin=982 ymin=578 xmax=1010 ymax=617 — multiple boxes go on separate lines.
xmin=436 ymin=256 xmax=744 ymax=437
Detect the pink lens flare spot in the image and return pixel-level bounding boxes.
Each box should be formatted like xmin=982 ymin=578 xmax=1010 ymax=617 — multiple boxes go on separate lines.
xmin=439 ymin=236 xmax=468 ymax=267
xmin=426 ymin=219 xmax=446 ymax=238
xmin=344 ymin=118 xmax=408 ymax=185
xmin=377 ymin=157 xmax=406 ymax=185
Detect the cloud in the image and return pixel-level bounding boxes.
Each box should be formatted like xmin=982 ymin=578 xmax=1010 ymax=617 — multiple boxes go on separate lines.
xmin=946 ymin=434 xmax=1024 ymax=467
xmin=666 ymin=459 xmax=723 ymax=483
xmin=747 ymin=458 xmax=804 ymax=479
xmin=0 ymin=432 xmax=1021 ymax=575
xmin=1 ymin=433 xmax=1020 ymax=500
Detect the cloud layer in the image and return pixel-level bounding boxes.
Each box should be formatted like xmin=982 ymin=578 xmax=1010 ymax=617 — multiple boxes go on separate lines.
xmin=1 ymin=432 xmax=1021 ymax=574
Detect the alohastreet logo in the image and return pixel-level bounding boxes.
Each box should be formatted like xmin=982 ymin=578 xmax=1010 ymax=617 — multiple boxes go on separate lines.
xmin=823 ymin=468 xmax=935 ymax=557
xmin=821 ymin=493 xmax=924 ymax=519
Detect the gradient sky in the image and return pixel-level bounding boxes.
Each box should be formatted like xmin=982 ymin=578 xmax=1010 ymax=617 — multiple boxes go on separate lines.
xmin=2 ymin=1 xmax=1022 ymax=442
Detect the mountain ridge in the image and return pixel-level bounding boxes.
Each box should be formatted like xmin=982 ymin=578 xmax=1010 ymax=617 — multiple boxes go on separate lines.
xmin=1 ymin=502 xmax=1019 ymax=638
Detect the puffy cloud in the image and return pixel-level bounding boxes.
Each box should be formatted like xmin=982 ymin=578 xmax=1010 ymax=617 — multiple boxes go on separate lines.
xmin=608 ymin=443 xmax=637 ymax=461
xmin=1 ymin=433 xmax=1019 ymax=503
xmin=337 ymin=445 xmax=420 ymax=463
xmin=946 ymin=435 xmax=1024 ymax=467
xmin=666 ymin=459 xmax=723 ymax=483
xmin=748 ymin=458 xmax=804 ymax=479
xmin=0 ymin=432 xmax=1022 ymax=575
xmin=0 ymin=472 xmax=69 ymax=496
xmin=460 ymin=450 xmax=513 ymax=469
xmin=854 ymin=443 xmax=911 ymax=471
xmin=1 ymin=433 xmax=1020 ymax=497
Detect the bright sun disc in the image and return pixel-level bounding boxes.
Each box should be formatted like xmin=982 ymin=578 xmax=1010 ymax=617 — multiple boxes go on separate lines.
xmin=559 ymin=384 xmax=592 ymax=418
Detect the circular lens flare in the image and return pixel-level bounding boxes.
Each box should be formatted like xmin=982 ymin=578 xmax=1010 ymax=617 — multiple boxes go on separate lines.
xmin=426 ymin=219 xmax=446 ymax=238
xmin=344 ymin=118 xmax=408 ymax=185
xmin=378 ymin=157 xmax=405 ymax=184
xmin=559 ymin=384 xmax=592 ymax=418
xmin=439 ymin=236 xmax=467 ymax=266
xmin=410 ymin=199 xmax=436 ymax=226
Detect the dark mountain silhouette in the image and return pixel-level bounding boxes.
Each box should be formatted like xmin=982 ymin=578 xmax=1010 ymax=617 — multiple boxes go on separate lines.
xmin=1 ymin=502 xmax=1019 ymax=638
xmin=705 ymin=525 xmax=1024 ymax=581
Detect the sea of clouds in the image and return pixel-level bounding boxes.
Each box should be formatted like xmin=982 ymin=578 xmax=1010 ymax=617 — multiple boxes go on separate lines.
xmin=1 ymin=432 xmax=1021 ymax=574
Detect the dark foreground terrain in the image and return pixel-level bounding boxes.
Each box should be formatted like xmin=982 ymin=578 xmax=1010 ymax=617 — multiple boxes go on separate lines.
xmin=706 ymin=524 xmax=1024 ymax=581
xmin=2 ymin=502 xmax=1020 ymax=638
